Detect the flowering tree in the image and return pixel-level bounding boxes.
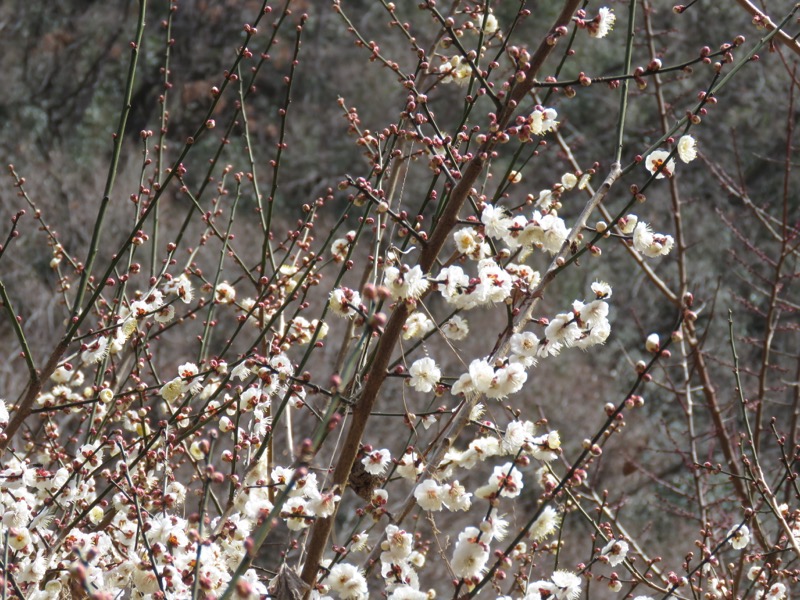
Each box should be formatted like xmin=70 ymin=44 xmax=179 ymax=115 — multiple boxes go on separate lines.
xmin=1 ymin=0 xmax=800 ymax=599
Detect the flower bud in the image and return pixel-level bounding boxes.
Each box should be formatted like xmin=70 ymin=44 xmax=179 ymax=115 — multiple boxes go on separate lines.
xmin=645 ymin=333 xmax=660 ymax=353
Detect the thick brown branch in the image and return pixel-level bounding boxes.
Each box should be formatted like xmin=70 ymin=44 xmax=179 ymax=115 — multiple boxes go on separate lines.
xmin=734 ymin=0 xmax=800 ymax=56
xmin=299 ymin=0 xmax=584 ymax=591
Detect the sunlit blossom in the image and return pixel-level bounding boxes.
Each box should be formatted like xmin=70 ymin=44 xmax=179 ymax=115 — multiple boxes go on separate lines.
xmin=645 ymin=150 xmax=676 ymax=179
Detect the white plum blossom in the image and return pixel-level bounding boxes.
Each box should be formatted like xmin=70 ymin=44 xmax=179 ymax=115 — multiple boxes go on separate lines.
xmin=437 ymin=265 xmax=470 ymax=306
xmin=510 ymin=331 xmax=541 ymax=362
xmin=591 ymin=280 xmax=612 ymax=299
xmin=545 ymin=313 xmax=582 ymax=347
xmin=601 ymin=538 xmax=630 ymax=566
xmin=396 ymin=450 xmax=423 ymax=480
xmin=561 ymin=172 xmax=578 ymax=190
xmin=282 ymin=497 xmax=311 ymax=531
xmin=384 ymin=265 xmax=429 ymax=300
xmin=574 ymin=299 xmax=609 ymax=328
xmin=478 ymin=11 xmax=499 ymax=35
xmin=0 ymin=400 xmax=9 ymax=427
xmin=478 ymin=462 xmax=524 ymax=498
xmin=362 ymin=448 xmax=392 ymax=475
xmin=729 ymin=524 xmax=750 ymax=549
xmin=403 ymin=312 xmax=434 ymax=340
xmin=523 ymin=211 xmax=569 ymax=254
xmin=451 ymin=357 xmax=495 ymax=397
xmin=414 ymin=479 xmax=445 ymax=511
xmin=760 ymin=582 xmax=787 ymax=599
xmin=442 ymin=315 xmax=470 ymax=340
xmin=451 ymin=527 xmax=489 ymax=579
xmin=618 ymin=214 xmax=638 ymax=234
xmin=331 ymin=233 xmax=354 ymax=261
xmin=164 ymin=273 xmax=193 ymax=303
xmin=481 ymin=204 xmax=512 ymax=240
xmin=528 ymin=430 xmax=562 ymax=462
xmin=502 ymin=420 xmax=536 ymax=454
xmin=485 ymin=362 xmax=527 ymax=399
xmin=231 ymin=361 xmax=251 ymax=381
xmin=678 ymin=134 xmax=698 ymax=163
xmin=503 ymin=214 xmax=529 ymax=249
xmin=453 ymin=227 xmax=479 ymax=254
xmin=534 ymin=188 xmax=555 ymax=209
xmin=632 ymin=222 xmax=675 ymax=257
xmin=529 ymin=506 xmax=561 ymax=541
xmin=160 ymin=377 xmax=184 ymax=403
xmin=382 ymin=525 xmax=414 ymax=562
xmin=528 ymin=107 xmax=559 ymax=135
xmin=442 ymin=481 xmax=472 ymax=511
xmin=408 ymin=357 xmax=441 ymax=393
xmin=307 ymin=489 xmax=341 ymax=519
xmin=645 ymin=333 xmax=661 ymax=353
xmin=550 ymin=570 xmax=582 ymax=600
xmin=574 ymin=316 xmax=611 ymax=349
xmin=480 ymin=510 xmax=510 ymax=541
xmin=588 ymin=7 xmax=615 ymax=38
xmin=214 ymin=281 xmax=237 ymax=304
xmin=328 ymin=563 xmax=368 ymax=599
xmin=81 ymin=336 xmax=109 ymax=364
xmin=388 ymin=586 xmax=428 ymax=600
xmin=436 ymin=55 xmax=472 ymax=85
xmin=645 ymin=150 xmax=676 ymax=179
xmin=330 ymin=287 xmax=362 ymax=318
xmin=474 ymin=259 xmax=513 ymax=305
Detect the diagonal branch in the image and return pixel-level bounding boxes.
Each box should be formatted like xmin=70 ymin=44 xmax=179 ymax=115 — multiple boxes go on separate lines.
xmin=299 ymin=0 xmax=585 ymax=591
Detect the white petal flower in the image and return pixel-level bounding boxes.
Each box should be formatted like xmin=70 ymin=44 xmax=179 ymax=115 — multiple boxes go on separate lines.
xmin=528 ymin=108 xmax=559 ymax=135
xmin=453 ymin=228 xmax=482 ymax=255
xmin=442 ymin=315 xmax=470 ymax=340
xmin=330 ymin=287 xmax=362 ymax=318
xmin=529 ymin=506 xmax=561 ymax=541
xmin=442 ymin=480 xmax=472 ymax=511
xmin=619 ymin=214 xmax=638 ymax=235
xmin=601 ymin=539 xmax=630 ymax=566
xmin=481 ymin=204 xmax=512 ymax=241
xmin=451 ymin=527 xmax=489 ymax=579
xmin=328 ymin=563 xmax=368 ymax=599
xmin=677 ymin=135 xmax=698 ymax=163
xmin=487 ymin=462 xmax=524 ymax=498
xmin=214 ymin=281 xmax=236 ymax=304
xmin=408 ymin=357 xmax=441 ymax=393
xmin=550 ymin=570 xmax=582 ymax=600
xmin=384 ymin=265 xmax=429 ymax=300
xmin=729 ymin=524 xmax=750 ymax=549
xmin=561 ymin=173 xmax=578 ymax=190
xmin=362 ymin=448 xmax=391 ymax=475
xmin=414 ymin=479 xmax=445 ymax=511
xmin=383 ymin=525 xmax=414 ymax=562
xmin=396 ymin=450 xmax=423 ymax=481
xmin=403 ymin=312 xmax=434 ymax=340
xmin=588 ymin=7 xmax=615 ymax=38
xmin=545 ymin=313 xmax=581 ymax=347
xmin=645 ymin=150 xmax=675 ymax=179
xmin=591 ymin=280 xmax=612 ymax=299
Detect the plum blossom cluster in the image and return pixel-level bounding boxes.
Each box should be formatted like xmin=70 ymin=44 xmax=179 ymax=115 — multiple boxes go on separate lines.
xmin=0 ymin=454 xmax=271 ymax=599
xmin=431 ymin=9 xmax=501 ymax=86
xmin=0 ymin=268 xmax=341 ymax=598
